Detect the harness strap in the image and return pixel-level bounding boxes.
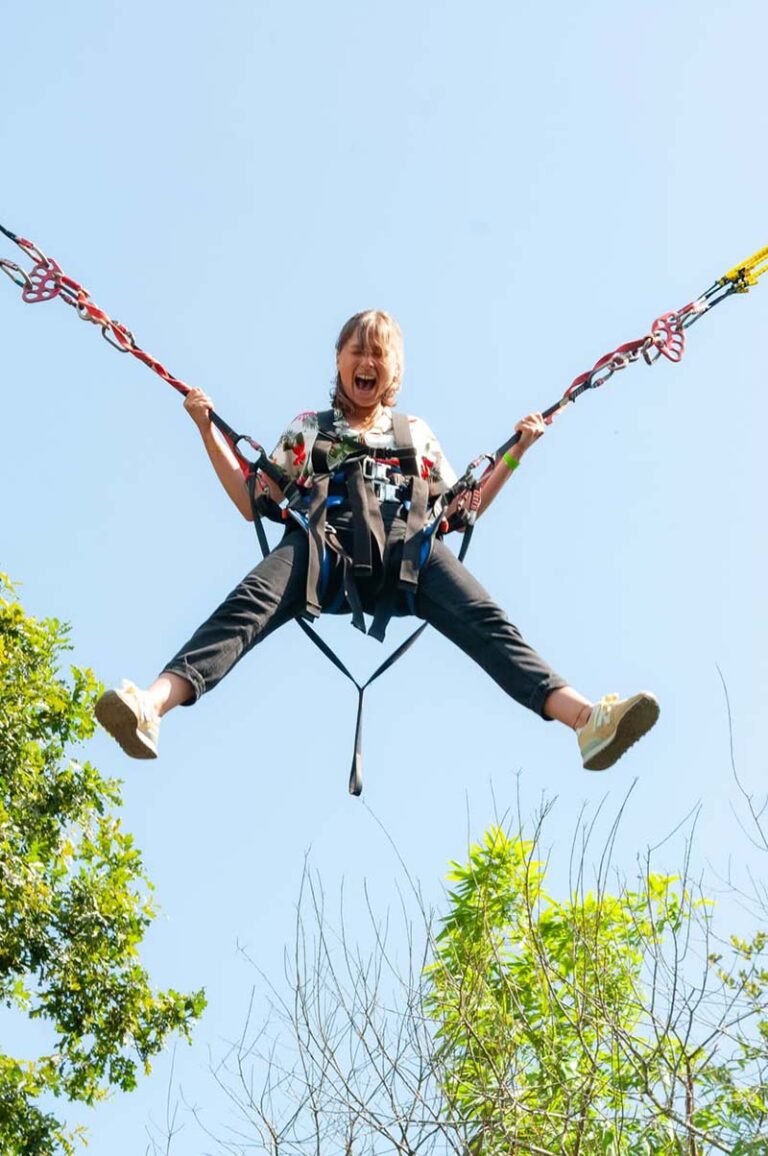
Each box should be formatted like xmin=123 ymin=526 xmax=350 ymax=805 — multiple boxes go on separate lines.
xmin=247 ymin=472 xmax=274 ymax=558
xmin=389 ymin=411 xmax=434 ymax=601
xmin=390 ymin=411 xmax=419 ymax=477
xmin=346 ymin=457 xmax=387 ymax=577
xmin=295 ymin=616 xmax=428 ymax=795
xmin=312 ymin=408 xmax=341 ymax=470
xmin=399 ymin=474 xmax=430 ymax=593
xmin=304 ymin=473 xmax=329 ymax=621
xmin=368 ymin=516 xmax=406 ymax=642
xmin=326 ymin=525 xmax=367 ymax=633
xmin=303 ymin=410 xmax=340 ymax=620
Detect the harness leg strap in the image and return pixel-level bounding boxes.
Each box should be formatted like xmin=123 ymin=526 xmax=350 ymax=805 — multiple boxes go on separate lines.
xmin=304 ymin=474 xmax=331 ymax=620
xmin=399 ymin=475 xmax=431 ymax=593
xmin=346 ymin=458 xmax=387 ymax=577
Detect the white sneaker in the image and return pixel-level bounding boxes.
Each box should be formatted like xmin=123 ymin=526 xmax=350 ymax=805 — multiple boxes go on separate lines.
xmin=95 ymin=680 xmax=160 ymax=759
xmin=577 ymin=692 xmax=659 ymax=771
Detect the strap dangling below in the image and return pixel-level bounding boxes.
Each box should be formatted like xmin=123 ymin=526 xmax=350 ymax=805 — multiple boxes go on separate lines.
xmin=348 ymin=621 xmax=429 ymax=794
xmin=295 ymin=615 xmax=429 ymax=796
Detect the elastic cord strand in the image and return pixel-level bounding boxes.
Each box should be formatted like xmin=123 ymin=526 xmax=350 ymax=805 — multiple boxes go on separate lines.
xmin=721 ymin=244 xmax=768 ymax=285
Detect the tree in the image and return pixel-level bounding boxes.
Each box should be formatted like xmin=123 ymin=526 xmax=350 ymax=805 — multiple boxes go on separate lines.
xmin=0 ymin=575 xmax=206 ymax=1154
xmin=427 ymin=822 xmax=768 ymax=1153
xmin=208 ymin=807 xmax=768 ymax=1155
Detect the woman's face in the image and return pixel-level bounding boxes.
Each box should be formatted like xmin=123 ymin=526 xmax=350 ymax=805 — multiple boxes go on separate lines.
xmin=336 ymin=331 xmax=399 ymax=419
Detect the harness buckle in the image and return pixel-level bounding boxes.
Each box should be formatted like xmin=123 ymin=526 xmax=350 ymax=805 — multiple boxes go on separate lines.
xmin=362 ymin=456 xmax=390 ymax=481
xmin=372 ymin=479 xmax=403 ymax=502
xmin=362 ymin=456 xmax=405 ymax=503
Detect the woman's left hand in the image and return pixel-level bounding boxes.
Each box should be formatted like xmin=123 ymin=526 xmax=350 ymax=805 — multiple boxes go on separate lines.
xmin=514 ymin=411 xmax=546 ymax=454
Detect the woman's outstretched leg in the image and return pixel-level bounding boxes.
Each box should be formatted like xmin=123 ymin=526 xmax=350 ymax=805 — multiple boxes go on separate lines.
xmin=95 ymin=530 xmax=310 ymax=758
xmin=416 ymin=540 xmax=658 ymax=770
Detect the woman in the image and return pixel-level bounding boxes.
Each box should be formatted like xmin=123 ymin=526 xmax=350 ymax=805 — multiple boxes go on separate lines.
xmin=95 ymin=310 xmax=659 ymax=772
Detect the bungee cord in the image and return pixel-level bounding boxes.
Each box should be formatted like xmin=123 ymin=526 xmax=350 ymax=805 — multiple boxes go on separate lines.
xmin=2 ymin=222 xmax=766 ymax=792
xmin=422 ymin=241 xmax=768 ymax=538
xmin=0 ymin=222 xmax=272 ymax=479
xmin=488 ymin=246 xmax=767 ymax=455
xmin=2 ymin=220 xmax=766 ymax=483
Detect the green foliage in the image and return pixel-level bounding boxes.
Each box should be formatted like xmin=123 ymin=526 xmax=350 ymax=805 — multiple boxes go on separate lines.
xmin=426 ymin=824 xmax=768 ymax=1154
xmin=0 ymin=576 xmax=205 ymax=1154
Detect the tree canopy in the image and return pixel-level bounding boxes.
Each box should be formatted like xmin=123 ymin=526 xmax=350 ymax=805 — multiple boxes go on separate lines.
xmin=427 ymin=824 xmax=768 ymax=1152
xmin=0 ymin=575 xmax=205 ymax=1154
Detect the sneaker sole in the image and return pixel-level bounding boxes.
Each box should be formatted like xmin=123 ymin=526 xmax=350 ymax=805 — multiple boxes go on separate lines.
xmin=583 ymin=694 xmax=660 ymax=772
xmin=95 ymin=690 xmax=158 ymax=760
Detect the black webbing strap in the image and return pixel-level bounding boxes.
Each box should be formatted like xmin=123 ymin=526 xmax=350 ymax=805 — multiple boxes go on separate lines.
xmin=399 ymin=474 xmax=430 ymax=592
xmin=305 ymin=473 xmax=331 ymax=620
xmin=389 ymin=413 xmax=447 ymax=597
xmin=212 ymin=411 xmax=294 ymax=496
xmin=390 ymin=411 xmax=419 ymax=477
xmin=325 ymin=523 xmax=368 ymax=633
xmin=246 ymin=472 xmax=277 ymax=557
xmin=457 ymin=523 xmax=474 ymax=564
xmin=345 ymin=458 xmax=387 ymax=577
xmin=295 ymin=615 xmax=428 ymax=795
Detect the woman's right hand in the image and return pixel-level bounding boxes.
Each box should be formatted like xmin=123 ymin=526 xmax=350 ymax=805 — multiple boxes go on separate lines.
xmin=184 ymin=387 xmax=214 ymax=431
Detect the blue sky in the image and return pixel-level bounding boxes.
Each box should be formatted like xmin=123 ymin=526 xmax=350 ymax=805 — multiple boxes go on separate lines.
xmin=3 ymin=0 xmax=768 ymax=1150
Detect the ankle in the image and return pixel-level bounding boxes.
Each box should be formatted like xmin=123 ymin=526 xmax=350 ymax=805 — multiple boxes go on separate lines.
xmin=543 ymin=688 xmax=594 ymax=730
xmin=573 ymin=704 xmax=592 ymax=731
xmin=151 ymin=671 xmax=194 ymax=717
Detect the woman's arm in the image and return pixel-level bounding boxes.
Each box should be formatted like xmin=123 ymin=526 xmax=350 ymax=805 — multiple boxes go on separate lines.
xmin=184 ymin=387 xmax=256 ymax=521
xmin=474 ymin=411 xmax=546 ymax=518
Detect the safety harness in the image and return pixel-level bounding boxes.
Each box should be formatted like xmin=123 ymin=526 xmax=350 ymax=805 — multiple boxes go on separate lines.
xmin=246 ymin=407 xmax=469 ymax=794
xmin=303 ymin=410 xmax=441 ymax=633
xmin=2 ymin=220 xmax=766 ymax=794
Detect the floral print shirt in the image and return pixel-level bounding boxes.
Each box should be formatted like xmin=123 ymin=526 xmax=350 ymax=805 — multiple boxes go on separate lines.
xmin=269 ymin=407 xmax=458 ymax=491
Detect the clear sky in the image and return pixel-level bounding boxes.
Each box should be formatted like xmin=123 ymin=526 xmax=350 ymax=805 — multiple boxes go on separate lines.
xmin=2 ymin=0 xmax=768 ymax=1150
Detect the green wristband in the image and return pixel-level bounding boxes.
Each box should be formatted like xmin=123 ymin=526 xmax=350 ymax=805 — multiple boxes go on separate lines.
xmin=502 ymin=451 xmax=521 ymax=472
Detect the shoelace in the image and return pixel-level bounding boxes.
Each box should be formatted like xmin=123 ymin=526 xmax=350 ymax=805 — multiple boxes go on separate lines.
xmin=120 ymin=680 xmax=159 ymax=726
xmin=590 ymin=693 xmax=619 ymax=729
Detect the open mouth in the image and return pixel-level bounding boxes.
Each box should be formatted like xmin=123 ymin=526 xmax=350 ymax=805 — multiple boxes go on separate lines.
xmin=354 ymin=374 xmax=377 ymax=393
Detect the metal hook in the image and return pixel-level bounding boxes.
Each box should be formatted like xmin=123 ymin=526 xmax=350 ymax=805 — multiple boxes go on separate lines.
xmin=0 ymin=260 xmax=31 ymax=291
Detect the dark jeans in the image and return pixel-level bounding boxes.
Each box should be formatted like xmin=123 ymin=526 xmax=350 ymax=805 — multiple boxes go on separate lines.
xmin=163 ymin=528 xmax=567 ymax=718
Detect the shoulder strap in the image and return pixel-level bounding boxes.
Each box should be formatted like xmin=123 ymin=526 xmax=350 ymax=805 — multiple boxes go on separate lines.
xmin=390 ymin=411 xmax=419 ymax=478
xmin=314 ymin=408 xmax=337 ymax=435
xmin=311 ymin=409 xmax=340 ymax=474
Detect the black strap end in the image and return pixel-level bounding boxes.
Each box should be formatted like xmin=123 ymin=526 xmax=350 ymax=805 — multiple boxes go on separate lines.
xmin=349 ymin=688 xmax=365 ymax=796
xmin=349 ymin=754 xmax=363 ymax=797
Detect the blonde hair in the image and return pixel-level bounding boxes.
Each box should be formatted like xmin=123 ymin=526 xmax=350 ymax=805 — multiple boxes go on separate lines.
xmin=331 ymin=310 xmax=404 ymax=415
